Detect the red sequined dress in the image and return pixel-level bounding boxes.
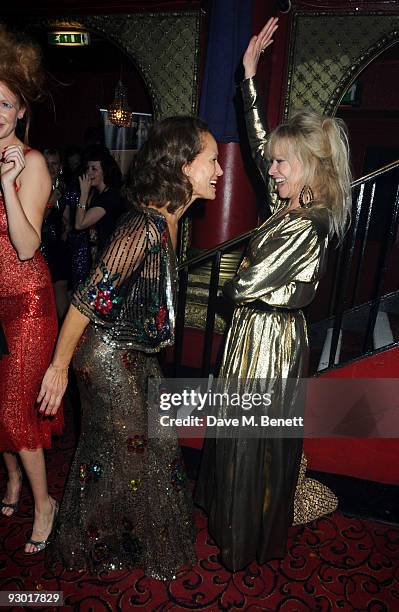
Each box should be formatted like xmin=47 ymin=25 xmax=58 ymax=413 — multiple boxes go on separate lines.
xmin=0 ymin=161 xmax=63 ymax=452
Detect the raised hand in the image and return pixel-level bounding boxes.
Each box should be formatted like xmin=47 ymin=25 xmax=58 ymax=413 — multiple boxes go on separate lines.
xmin=243 ymin=17 xmax=279 ymax=79
xmin=0 ymin=145 xmax=26 ymax=186
xmin=78 ymin=172 xmax=91 ymax=200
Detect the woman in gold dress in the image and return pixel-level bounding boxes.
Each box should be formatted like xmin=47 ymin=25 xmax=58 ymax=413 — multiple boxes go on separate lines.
xmin=195 ymin=18 xmax=352 ymax=572
xmin=36 ymin=116 xmax=223 ymax=579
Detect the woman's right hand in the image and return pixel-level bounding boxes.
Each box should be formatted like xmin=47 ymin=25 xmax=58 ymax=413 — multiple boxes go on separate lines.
xmin=78 ymin=172 xmax=91 ymax=200
xmin=243 ymin=17 xmax=279 ymax=79
xmin=0 ymin=145 xmax=26 ymax=187
xmin=37 ymin=364 xmax=68 ymax=416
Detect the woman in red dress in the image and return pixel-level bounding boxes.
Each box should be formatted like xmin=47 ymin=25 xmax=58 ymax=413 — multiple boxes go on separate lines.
xmin=0 ymin=25 xmax=63 ymax=552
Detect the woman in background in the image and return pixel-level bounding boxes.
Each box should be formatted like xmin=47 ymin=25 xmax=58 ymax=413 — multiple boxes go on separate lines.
xmin=75 ymin=145 xmax=123 ymax=268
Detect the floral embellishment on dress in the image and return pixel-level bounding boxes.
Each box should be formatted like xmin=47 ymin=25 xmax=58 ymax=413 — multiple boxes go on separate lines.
xmin=127 ymin=435 xmax=147 ymax=454
xmin=140 ymin=293 xmax=170 ymax=341
xmin=145 ymin=295 xmax=170 ymax=340
xmin=79 ymin=463 xmax=90 ymax=487
xmin=122 ymin=352 xmax=139 ymax=371
xmin=79 ymin=462 xmax=104 ymax=488
xmin=155 ymin=304 xmax=167 ymax=331
xmin=86 ymin=265 xmax=123 ymax=317
xmin=170 ymin=459 xmax=187 ymax=491
xmin=130 ymin=478 xmax=141 ymax=493
xmin=92 ymin=463 xmax=103 ymax=482
xmin=148 ymin=218 xmax=168 ymax=254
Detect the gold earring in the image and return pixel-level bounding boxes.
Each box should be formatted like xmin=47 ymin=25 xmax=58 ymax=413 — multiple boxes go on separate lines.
xmin=299 ymin=185 xmax=314 ymax=208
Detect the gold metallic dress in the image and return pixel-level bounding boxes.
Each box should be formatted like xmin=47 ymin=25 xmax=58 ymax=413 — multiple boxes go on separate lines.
xmin=195 ymin=77 xmax=337 ymax=572
xmin=46 ymin=207 xmax=195 ymax=580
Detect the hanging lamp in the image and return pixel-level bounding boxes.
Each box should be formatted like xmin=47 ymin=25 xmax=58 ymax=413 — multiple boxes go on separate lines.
xmin=107 ymin=78 xmax=133 ymax=128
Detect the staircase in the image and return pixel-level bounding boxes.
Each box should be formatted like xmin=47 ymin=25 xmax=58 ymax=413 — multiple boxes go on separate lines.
xmin=174 ymin=157 xmax=399 ymax=378
xmin=309 ymin=288 xmax=399 ymax=373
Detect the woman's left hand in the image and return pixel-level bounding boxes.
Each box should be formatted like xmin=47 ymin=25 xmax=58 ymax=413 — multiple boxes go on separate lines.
xmin=0 ymin=145 xmax=25 ymax=186
xmin=243 ymin=17 xmax=279 ymax=79
xmin=37 ymin=364 xmax=68 ymax=416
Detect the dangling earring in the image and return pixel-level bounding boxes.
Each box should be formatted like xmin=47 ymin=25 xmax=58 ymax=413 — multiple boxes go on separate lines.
xmin=299 ymin=185 xmax=314 ymax=208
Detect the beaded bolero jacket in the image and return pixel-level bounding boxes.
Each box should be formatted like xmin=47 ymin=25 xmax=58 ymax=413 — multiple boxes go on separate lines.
xmin=72 ymin=206 xmax=177 ymax=353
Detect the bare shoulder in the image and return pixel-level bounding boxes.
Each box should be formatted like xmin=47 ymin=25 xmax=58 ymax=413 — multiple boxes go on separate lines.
xmin=19 ymin=148 xmax=51 ymax=192
xmin=24 ymin=148 xmax=48 ymax=172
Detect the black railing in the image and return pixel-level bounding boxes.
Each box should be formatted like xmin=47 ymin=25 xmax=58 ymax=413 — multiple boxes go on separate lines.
xmin=174 ymin=159 xmax=399 ymax=377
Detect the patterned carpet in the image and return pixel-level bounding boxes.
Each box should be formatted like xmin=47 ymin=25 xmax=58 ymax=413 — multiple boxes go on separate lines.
xmin=1 ymin=399 xmax=399 ymax=611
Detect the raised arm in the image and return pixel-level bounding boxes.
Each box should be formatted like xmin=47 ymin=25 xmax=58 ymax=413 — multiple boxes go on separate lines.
xmin=74 ymin=173 xmax=106 ymax=230
xmin=1 ymin=146 xmax=51 ymax=260
xmin=240 ymin=18 xmax=278 ymax=187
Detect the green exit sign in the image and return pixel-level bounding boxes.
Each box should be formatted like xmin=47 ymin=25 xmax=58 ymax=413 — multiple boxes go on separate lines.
xmin=48 ymin=31 xmax=90 ymax=46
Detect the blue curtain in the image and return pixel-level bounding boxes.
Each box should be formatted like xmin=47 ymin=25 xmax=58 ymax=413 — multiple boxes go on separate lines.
xmin=199 ymin=0 xmax=253 ymax=143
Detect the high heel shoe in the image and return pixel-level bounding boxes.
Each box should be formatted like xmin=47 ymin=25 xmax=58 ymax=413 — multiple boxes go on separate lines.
xmin=0 ymin=500 xmax=19 ymax=515
xmin=25 ymin=498 xmax=59 ymax=554
xmin=1 ymin=472 xmax=22 ymax=517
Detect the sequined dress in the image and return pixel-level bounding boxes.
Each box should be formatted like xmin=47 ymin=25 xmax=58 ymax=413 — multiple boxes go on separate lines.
xmin=0 ymin=166 xmax=62 ymax=452
xmin=46 ymin=206 xmax=195 ymax=579
xmin=195 ymin=77 xmax=338 ymax=572
xmin=64 ymin=186 xmax=91 ymax=291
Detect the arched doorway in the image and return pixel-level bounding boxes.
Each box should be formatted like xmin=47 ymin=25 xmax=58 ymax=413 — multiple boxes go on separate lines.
xmin=29 ymin=30 xmax=153 ymax=158
xmin=335 ymin=42 xmax=399 ymax=178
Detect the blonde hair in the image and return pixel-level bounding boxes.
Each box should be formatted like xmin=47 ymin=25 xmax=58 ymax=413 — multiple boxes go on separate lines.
xmin=266 ymin=109 xmax=352 ymax=242
xmin=0 ymin=24 xmax=45 ymax=142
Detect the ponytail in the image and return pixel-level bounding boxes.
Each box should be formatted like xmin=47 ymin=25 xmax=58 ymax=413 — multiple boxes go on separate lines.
xmin=267 ymin=109 xmax=352 ymax=242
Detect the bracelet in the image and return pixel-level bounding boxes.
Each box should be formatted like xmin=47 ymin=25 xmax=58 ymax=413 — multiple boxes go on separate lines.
xmin=76 ymin=202 xmax=87 ymax=210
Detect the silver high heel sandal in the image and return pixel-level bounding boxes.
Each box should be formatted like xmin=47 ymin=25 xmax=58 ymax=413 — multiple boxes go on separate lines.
xmin=25 ymin=498 xmax=59 ymax=554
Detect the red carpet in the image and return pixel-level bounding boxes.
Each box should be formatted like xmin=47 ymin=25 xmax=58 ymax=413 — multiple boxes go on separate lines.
xmin=1 ymin=398 xmax=398 ymax=610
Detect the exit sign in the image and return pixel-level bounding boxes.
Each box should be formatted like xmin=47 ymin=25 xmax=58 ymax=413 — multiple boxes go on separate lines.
xmin=48 ymin=31 xmax=90 ymax=46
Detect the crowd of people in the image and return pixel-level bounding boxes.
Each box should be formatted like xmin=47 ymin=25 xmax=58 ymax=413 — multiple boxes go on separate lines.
xmin=0 ymin=17 xmax=352 ymax=579
xmin=39 ymin=143 xmax=124 ymax=321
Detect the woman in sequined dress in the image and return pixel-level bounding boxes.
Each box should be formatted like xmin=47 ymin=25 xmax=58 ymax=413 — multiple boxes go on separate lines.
xmin=62 ymin=145 xmax=91 ymax=291
xmin=195 ymin=18 xmax=352 ymax=571
xmin=0 ymin=26 xmax=62 ymax=552
xmin=38 ymin=116 xmax=223 ymax=579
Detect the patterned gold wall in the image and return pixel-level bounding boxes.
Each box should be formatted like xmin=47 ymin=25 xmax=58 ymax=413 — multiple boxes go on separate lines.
xmin=27 ymin=12 xmax=201 ymax=119
xmin=285 ymin=11 xmax=399 ymax=118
